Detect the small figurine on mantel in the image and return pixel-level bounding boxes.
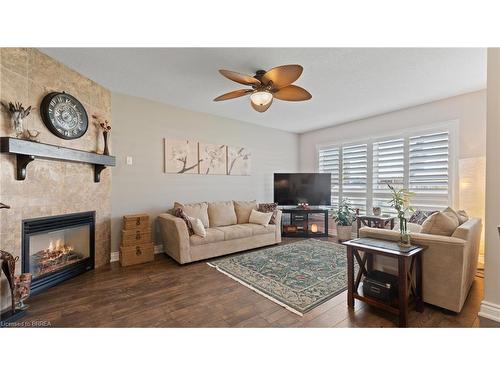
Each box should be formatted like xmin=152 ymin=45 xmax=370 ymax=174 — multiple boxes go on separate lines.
xmin=1 ymin=101 xmax=33 ymax=139
xmin=92 ymin=114 xmax=112 ymax=155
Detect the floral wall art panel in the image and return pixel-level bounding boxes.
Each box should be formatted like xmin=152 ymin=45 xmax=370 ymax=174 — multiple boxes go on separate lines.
xmin=227 ymin=146 xmax=251 ymax=176
xmin=199 ymin=143 xmax=227 ymax=175
xmin=165 ymin=138 xmax=200 ymax=174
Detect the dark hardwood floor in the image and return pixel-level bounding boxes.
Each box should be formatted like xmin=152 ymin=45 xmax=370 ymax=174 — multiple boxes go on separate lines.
xmin=16 ymin=238 xmax=483 ymax=328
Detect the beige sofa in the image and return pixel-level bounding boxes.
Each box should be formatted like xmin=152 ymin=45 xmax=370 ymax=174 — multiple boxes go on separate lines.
xmin=359 ymin=217 xmax=482 ymax=313
xmin=158 ymin=201 xmax=282 ymax=264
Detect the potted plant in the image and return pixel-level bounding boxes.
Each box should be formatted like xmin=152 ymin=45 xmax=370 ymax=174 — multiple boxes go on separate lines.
xmin=387 ymin=184 xmax=415 ymax=247
xmin=334 ymin=199 xmax=355 ymax=241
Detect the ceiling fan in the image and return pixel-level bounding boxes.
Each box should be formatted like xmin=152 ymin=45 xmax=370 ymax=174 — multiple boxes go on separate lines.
xmin=213 ymin=64 xmax=312 ymax=113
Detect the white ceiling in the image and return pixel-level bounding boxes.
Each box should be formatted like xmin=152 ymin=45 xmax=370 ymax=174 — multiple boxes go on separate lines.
xmin=40 ymin=48 xmax=486 ymax=134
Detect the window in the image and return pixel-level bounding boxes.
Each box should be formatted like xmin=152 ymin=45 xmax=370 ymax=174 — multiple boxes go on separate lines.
xmin=318 ymin=147 xmax=340 ymax=209
xmin=409 ymin=132 xmax=450 ymax=211
xmin=372 ymin=138 xmax=404 ymax=215
xmin=318 ymin=128 xmax=452 ymax=212
xmin=342 ymin=143 xmax=368 ymax=213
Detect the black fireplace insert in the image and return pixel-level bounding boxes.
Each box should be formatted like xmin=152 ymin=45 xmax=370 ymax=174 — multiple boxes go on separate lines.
xmin=22 ymin=211 xmax=95 ymax=295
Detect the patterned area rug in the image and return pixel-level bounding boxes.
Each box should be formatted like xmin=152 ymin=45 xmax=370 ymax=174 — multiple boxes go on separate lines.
xmin=208 ymin=239 xmax=348 ymax=315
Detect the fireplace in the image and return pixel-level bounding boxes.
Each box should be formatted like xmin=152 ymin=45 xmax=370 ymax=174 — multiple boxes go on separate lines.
xmin=22 ymin=211 xmax=95 ymax=295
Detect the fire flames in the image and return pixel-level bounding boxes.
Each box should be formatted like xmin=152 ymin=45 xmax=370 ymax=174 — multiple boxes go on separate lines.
xmin=32 ymin=239 xmax=82 ymax=277
xmin=43 ymin=240 xmax=74 ymax=260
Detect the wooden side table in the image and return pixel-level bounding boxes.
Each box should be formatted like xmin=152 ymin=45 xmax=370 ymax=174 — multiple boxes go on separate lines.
xmin=356 ymin=215 xmax=396 ymax=237
xmin=344 ymin=238 xmax=426 ymax=327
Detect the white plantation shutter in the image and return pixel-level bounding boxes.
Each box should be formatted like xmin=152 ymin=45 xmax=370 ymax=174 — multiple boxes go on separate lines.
xmin=318 ymin=147 xmax=340 ymax=208
xmin=372 ymin=138 xmax=405 ymax=215
xmin=342 ymin=143 xmax=368 ymax=213
xmin=409 ymin=131 xmax=450 ymax=211
xmin=317 ymin=126 xmax=453 ymax=214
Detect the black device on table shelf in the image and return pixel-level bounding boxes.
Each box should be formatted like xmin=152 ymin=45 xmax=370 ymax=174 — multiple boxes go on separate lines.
xmin=362 ymin=270 xmax=399 ymax=302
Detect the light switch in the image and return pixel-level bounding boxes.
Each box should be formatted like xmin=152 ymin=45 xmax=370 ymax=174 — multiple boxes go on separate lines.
xmin=126 ymin=156 xmax=133 ymax=165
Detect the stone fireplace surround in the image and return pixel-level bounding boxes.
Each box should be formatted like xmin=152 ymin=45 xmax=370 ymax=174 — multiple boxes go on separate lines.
xmin=0 ymin=48 xmax=112 ymax=311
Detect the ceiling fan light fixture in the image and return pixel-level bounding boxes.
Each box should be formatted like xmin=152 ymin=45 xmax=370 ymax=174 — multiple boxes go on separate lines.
xmin=250 ymin=90 xmax=273 ymax=107
xmin=215 ymin=65 xmax=310 ymax=113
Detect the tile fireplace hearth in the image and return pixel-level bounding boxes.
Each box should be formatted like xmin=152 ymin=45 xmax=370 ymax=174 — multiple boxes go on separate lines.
xmin=22 ymin=211 xmax=95 ymax=295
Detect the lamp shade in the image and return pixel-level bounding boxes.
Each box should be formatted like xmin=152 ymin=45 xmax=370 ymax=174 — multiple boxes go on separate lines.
xmin=250 ymin=91 xmax=273 ymax=112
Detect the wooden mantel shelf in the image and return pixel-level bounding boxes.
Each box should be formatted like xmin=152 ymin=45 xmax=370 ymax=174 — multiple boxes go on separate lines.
xmin=0 ymin=137 xmax=116 ymax=183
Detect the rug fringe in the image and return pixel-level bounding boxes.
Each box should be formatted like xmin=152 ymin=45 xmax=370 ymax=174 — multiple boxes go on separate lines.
xmin=207 ymin=262 xmax=304 ymax=317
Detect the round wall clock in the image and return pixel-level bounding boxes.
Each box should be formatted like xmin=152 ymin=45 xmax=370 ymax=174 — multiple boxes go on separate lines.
xmin=40 ymin=92 xmax=88 ymax=140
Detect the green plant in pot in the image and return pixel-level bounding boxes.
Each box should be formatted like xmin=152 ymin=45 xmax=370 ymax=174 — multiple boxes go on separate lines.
xmin=334 ymin=199 xmax=355 ymax=241
xmin=387 ymin=184 xmax=415 ymax=247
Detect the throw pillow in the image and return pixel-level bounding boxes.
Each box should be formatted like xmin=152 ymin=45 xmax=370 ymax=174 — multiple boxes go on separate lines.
xmin=456 ymin=209 xmax=469 ymax=225
xmin=174 ymin=202 xmax=209 ymax=228
xmin=258 ymin=203 xmax=278 ymax=224
xmin=233 ymin=200 xmax=258 ymax=224
xmin=174 ymin=208 xmax=194 ymax=235
xmin=442 ymin=207 xmax=469 ymax=226
xmin=421 ymin=211 xmax=459 ymax=236
xmin=249 ymin=209 xmax=273 ymax=227
xmin=208 ymin=201 xmax=237 ymax=227
xmin=409 ymin=210 xmax=438 ymax=225
xmin=188 ymin=216 xmax=206 ymax=237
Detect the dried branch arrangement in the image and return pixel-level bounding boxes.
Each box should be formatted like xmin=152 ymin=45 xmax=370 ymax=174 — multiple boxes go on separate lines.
xmin=92 ymin=114 xmax=111 ymax=132
xmin=1 ymin=101 xmax=32 ymax=118
xmin=1 ymin=101 xmax=33 ymax=138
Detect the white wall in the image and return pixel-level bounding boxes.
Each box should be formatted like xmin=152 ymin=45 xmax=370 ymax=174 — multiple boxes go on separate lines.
xmin=299 ymin=90 xmax=486 ymax=171
xmin=111 ymin=93 xmax=299 ymax=255
xmin=479 ymin=49 xmax=500 ymax=325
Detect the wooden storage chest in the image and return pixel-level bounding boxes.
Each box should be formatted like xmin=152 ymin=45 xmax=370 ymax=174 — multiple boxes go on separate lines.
xmin=120 ymin=214 xmax=154 ymax=266
xmin=123 ymin=214 xmax=150 ymax=230
xmin=119 ymin=243 xmax=154 ymax=267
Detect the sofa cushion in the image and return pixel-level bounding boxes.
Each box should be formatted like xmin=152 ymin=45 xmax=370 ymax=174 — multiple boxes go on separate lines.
xmin=241 ymin=223 xmax=276 ymax=235
xmin=173 ymin=208 xmax=194 ymax=235
xmin=174 ymin=202 xmax=209 ymax=228
xmin=233 ymin=200 xmax=258 ymax=224
xmin=456 ymin=209 xmax=469 ymax=225
xmin=258 ymin=203 xmax=278 ymax=224
xmin=208 ymin=201 xmax=237 ymax=227
xmin=409 ymin=210 xmax=438 ymax=225
xmin=215 ymin=224 xmax=253 ymax=240
xmin=441 ymin=207 xmax=468 ymax=225
xmin=188 ymin=216 xmax=206 ymax=237
xmin=421 ymin=210 xmax=459 ymax=236
xmin=249 ymin=209 xmax=273 ymax=226
xmin=190 ymin=228 xmax=224 ymax=246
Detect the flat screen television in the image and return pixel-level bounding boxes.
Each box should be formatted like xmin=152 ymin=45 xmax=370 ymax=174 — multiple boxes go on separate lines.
xmin=274 ymin=173 xmax=331 ymax=206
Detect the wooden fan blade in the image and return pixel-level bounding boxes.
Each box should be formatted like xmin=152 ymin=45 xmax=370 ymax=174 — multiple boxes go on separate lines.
xmin=273 ymin=85 xmax=312 ymax=101
xmin=251 ymin=97 xmax=273 ymax=113
xmin=214 ymin=89 xmax=253 ymax=101
xmin=219 ymin=70 xmax=261 ymax=86
xmin=261 ymin=65 xmax=303 ymax=89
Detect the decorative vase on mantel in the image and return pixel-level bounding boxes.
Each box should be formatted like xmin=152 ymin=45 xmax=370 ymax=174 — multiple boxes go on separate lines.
xmin=102 ymin=131 xmax=110 ymax=156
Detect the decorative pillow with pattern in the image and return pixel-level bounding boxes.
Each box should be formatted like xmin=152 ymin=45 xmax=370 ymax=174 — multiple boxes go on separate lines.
xmin=174 ymin=208 xmax=194 ymax=235
xmin=258 ymin=203 xmax=278 ymax=224
xmin=409 ymin=210 xmax=438 ymax=225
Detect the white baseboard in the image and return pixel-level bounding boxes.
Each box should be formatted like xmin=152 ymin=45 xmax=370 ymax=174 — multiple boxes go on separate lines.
xmin=479 ymin=300 xmax=500 ymax=323
xmin=110 ymin=244 xmax=164 ymax=263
